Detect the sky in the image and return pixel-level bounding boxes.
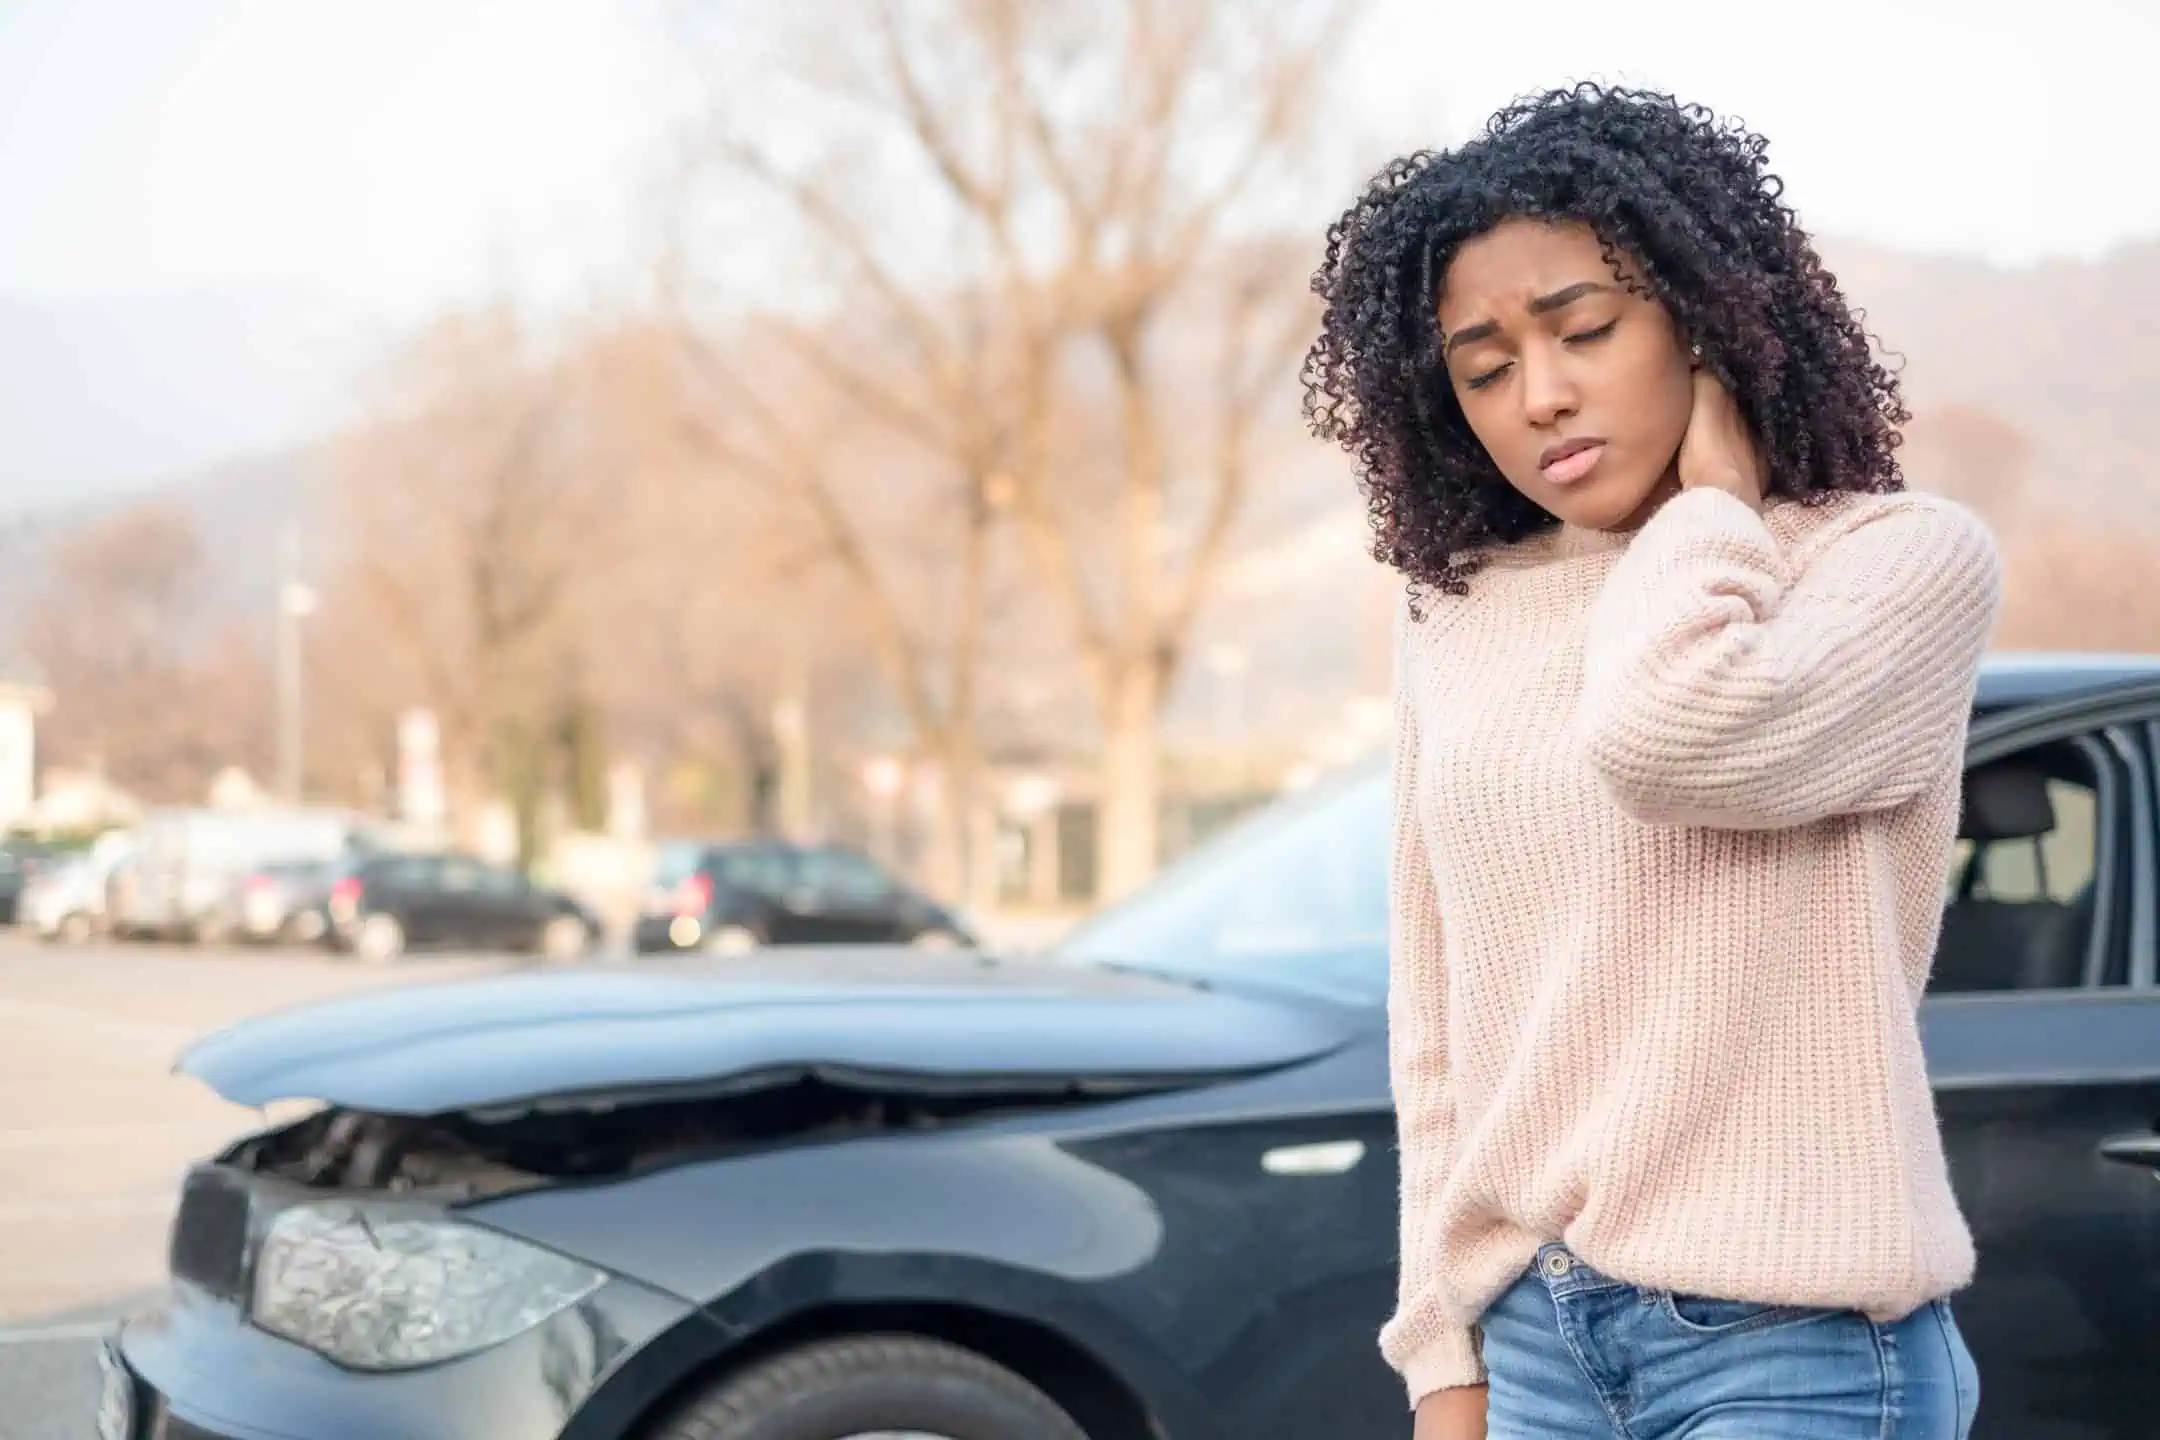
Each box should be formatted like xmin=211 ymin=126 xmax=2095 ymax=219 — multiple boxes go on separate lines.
xmin=2 ymin=0 xmax=2157 ymax=498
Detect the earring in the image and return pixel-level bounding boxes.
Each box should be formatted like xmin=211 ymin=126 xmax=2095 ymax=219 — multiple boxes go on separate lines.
xmin=1690 ymin=342 xmax=1703 ymax=360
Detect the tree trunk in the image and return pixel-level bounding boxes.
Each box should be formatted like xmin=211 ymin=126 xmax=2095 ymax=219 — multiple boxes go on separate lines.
xmin=1095 ymin=322 xmax=1168 ymax=902
xmin=1096 ymin=655 xmax=1161 ymax=902
xmin=918 ymin=739 xmax=975 ymax=907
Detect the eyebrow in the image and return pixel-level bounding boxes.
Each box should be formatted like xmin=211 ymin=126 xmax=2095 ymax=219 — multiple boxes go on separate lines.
xmin=1442 ymin=281 xmax=1617 ymax=356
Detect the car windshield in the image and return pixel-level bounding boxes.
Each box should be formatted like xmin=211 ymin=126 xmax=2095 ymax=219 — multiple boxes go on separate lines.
xmin=1056 ymin=756 xmax=1390 ymax=1001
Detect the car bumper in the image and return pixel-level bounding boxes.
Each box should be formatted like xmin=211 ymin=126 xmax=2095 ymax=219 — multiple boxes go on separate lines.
xmin=111 ymin=1277 xmax=712 ymax=1440
xmin=631 ymin=916 xmax=706 ymax=952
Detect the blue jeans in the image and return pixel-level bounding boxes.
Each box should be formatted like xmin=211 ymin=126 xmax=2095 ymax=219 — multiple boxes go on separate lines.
xmin=1482 ymin=1244 xmax=1980 ymax=1438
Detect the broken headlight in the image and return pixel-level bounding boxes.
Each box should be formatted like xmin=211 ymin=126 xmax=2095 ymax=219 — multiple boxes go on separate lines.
xmin=251 ymin=1201 xmax=605 ymax=1369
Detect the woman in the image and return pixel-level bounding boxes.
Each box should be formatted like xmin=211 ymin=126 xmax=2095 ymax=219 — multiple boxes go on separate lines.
xmin=1304 ymin=86 xmax=1997 ymax=1439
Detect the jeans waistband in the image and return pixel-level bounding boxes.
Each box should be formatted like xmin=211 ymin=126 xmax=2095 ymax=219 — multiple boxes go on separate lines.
xmin=1531 ymin=1242 xmax=1637 ymax=1299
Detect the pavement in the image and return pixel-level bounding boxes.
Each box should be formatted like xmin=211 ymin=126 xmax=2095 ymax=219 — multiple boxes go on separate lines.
xmin=0 ymin=934 xmax=512 ymax=1440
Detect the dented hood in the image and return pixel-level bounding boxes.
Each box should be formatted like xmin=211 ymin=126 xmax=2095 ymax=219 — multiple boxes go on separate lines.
xmin=176 ymin=949 xmax=1360 ymax=1116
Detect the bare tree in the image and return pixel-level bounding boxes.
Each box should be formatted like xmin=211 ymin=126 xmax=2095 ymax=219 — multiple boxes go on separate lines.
xmin=678 ymin=0 xmax=1356 ymax=897
xmin=661 ymin=315 xmax=1011 ymax=903
xmin=323 ymin=307 xmax=618 ymax=856
xmin=23 ymin=500 xmax=267 ymax=799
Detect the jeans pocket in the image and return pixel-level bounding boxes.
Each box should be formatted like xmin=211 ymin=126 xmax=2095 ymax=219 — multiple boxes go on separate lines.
xmin=1657 ymin=1289 xmax=1846 ymax=1337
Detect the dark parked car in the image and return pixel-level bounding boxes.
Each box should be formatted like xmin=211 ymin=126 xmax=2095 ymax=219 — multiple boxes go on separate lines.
xmin=109 ymin=656 xmax=2160 ymax=1439
xmin=0 ymin=835 xmax=54 ymax=923
xmin=322 ymin=851 xmax=599 ymax=963
xmin=632 ymin=839 xmax=974 ymax=954
xmin=216 ymin=858 xmax=338 ymax=945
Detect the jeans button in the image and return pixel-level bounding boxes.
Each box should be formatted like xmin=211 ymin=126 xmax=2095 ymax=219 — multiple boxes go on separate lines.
xmin=1543 ymin=1251 xmax=1574 ymax=1278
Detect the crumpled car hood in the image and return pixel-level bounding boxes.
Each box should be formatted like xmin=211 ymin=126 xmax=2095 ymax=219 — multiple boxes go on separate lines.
xmin=176 ymin=949 xmax=1361 ymax=1116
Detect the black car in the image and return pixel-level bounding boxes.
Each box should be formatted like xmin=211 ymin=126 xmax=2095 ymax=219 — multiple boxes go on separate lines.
xmin=110 ymin=656 xmax=2160 ymax=1439
xmin=632 ymin=839 xmax=974 ymax=954
xmin=322 ymin=851 xmax=599 ymax=963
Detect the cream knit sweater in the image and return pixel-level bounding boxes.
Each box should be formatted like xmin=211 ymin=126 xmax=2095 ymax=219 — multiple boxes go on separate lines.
xmin=1383 ymin=486 xmax=2002 ymax=1406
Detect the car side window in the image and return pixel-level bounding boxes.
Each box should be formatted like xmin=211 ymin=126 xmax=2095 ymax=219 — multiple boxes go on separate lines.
xmin=1933 ymin=738 xmax=2112 ymax=994
xmin=373 ymin=856 xmax=435 ymax=892
xmin=436 ymin=857 xmax=484 ymax=893
xmin=803 ymin=847 xmax=895 ymax=903
xmin=716 ymin=850 xmax=789 ymax=898
xmin=472 ymin=864 xmax=524 ymax=896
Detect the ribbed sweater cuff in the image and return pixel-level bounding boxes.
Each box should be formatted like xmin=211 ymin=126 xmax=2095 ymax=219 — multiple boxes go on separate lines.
xmin=1398 ymin=1324 xmax=1486 ymax=1409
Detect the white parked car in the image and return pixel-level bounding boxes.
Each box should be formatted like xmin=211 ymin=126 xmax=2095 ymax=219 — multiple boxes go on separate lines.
xmin=21 ymin=831 xmax=133 ymax=943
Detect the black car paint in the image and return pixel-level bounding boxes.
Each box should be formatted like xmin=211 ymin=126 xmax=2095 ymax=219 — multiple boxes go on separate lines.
xmin=325 ymin=853 xmax=594 ymax=956
xmin=118 ymin=658 xmax=2160 ymax=1439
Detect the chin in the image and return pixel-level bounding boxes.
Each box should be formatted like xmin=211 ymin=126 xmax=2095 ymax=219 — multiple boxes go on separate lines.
xmin=1536 ymin=477 xmax=1663 ymax=533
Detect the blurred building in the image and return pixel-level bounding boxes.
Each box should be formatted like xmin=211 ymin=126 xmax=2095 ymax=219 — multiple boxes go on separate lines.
xmin=0 ymin=653 xmax=52 ymax=833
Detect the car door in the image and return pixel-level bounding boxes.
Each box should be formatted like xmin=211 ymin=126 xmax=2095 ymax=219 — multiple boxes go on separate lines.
xmin=1923 ymin=695 xmax=2160 ymax=1439
xmin=799 ymin=846 xmax=907 ymax=943
xmin=474 ymin=862 xmax=549 ymax=951
xmin=377 ymin=855 xmax=447 ymax=947
xmin=415 ymin=854 xmax=490 ymax=948
xmin=758 ymin=848 xmax=842 ymax=943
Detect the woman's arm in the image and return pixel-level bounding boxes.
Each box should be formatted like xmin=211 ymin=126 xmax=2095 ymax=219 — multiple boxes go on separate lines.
xmin=1576 ymin=488 xmax=2001 ymax=829
xmin=1382 ymin=597 xmax=1488 ymax=1415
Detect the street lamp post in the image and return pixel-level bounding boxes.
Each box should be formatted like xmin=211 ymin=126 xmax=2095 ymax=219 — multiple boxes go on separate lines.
xmin=275 ymin=526 xmax=317 ymax=804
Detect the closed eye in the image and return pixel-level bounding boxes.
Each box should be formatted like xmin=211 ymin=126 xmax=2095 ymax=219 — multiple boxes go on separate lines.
xmin=1564 ymin=318 xmax=1618 ymax=345
xmin=1463 ymin=362 xmax=1511 ymax=391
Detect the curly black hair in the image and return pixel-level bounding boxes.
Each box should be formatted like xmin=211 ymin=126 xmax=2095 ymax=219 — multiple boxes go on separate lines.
xmin=1303 ymin=84 xmax=1906 ymax=600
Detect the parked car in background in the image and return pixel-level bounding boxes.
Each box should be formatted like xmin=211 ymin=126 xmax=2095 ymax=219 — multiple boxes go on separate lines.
xmin=115 ymin=807 xmax=383 ymax=942
xmin=115 ymin=657 xmax=2160 ymax=1440
xmin=322 ymin=850 xmax=600 ymax=963
xmin=632 ymin=839 xmax=975 ymax=954
xmin=21 ymin=830 xmax=134 ymax=943
xmin=226 ymin=858 xmax=336 ymax=944
xmin=0 ymin=835 xmax=55 ymax=923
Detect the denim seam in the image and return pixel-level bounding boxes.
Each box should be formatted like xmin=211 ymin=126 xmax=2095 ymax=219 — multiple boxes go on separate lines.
xmin=1932 ymin=1301 xmax=1972 ymax=1438
xmin=1548 ymin=1304 xmax=1637 ymax=1440
xmin=1653 ymin=1291 xmax=1829 ymax=1338
xmin=1873 ymin=1315 xmax=1900 ymax=1440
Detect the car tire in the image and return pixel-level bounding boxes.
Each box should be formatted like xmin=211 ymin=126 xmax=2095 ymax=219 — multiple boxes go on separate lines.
xmin=352 ymin=913 xmax=406 ymax=964
xmin=55 ymin=912 xmax=94 ymax=945
xmin=644 ymin=1334 xmax=1089 ymax=1440
xmin=703 ymin=923 xmax=763 ymax=956
xmin=539 ymin=914 xmax=591 ymax=962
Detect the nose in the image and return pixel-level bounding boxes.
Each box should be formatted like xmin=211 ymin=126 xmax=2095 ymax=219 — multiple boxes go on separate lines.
xmin=1519 ymin=343 xmax=1578 ymax=429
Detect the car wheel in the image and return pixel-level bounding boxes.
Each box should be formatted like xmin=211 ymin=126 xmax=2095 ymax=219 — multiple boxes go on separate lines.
xmin=352 ymin=914 xmax=406 ymax=964
xmin=539 ymin=914 xmax=591 ymax=962
xmin=644 ymin=1334 xmax=1088 ymax=1440
xmin=55 ymin=912 xmax=94 ymax=945
xmin=909 ymin=927 xmax=967 ymax=951
xmin=704 ymin=923 xmax=763 ymax=956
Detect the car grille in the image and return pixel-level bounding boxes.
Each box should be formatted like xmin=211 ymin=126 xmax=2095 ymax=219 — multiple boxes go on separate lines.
xmin=168 ymin=1168 xmax=251 ymax=1304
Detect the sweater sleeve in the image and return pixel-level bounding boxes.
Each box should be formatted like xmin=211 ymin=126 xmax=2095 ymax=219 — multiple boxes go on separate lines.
xmin=1576 ymin=489 xmax=2002 ymax=830
xmin=1378 ymin=596 xmax=1486 ymax=1406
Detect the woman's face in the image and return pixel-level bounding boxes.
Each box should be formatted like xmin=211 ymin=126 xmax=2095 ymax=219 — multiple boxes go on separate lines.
xmin=1436 ymin=218 xmax=1695 ymax=532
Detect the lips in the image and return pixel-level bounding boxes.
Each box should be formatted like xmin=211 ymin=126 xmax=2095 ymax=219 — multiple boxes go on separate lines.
xmin=1538 ymin=438 xmax=1607 ymax=487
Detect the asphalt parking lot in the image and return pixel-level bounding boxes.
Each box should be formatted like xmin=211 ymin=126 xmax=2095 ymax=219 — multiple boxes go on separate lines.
xmin=0 ymin=933 xmax=512 ymax=1440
